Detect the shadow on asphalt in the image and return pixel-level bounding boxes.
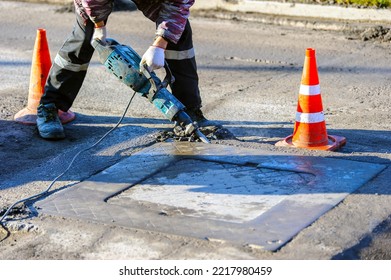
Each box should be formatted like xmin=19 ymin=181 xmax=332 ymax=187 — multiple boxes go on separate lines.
xmin=0 ymin=115 xmax=390 ymax=193
xmin=332 ymin=214 xmax=391 ymax=260
xmin=1 ymin=114 xmax=390 ymax=255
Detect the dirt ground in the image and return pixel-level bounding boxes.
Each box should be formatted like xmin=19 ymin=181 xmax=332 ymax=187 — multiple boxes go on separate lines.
xmin=0 ymin=1 xmax=391 ymax=261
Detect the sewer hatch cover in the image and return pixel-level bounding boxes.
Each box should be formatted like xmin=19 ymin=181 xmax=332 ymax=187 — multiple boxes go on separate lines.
xmin=109 ymin=159 xmax=315 ymax=223
xmin=36 ymin=142 xmax=385 ymax=250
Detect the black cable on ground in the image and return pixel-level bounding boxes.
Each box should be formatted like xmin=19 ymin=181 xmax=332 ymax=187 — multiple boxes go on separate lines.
xmin=0 ymin=91 xmax=137 ymax=228
xmin=0 ymin=222 xmax=10 ymax=242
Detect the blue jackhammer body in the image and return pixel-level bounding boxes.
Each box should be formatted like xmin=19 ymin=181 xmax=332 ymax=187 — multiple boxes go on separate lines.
xmin=92 ymin=39 xmax=209 ymax=143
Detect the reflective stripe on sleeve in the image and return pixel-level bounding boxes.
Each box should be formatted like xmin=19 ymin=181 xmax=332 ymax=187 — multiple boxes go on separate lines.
xmin=54 ymin=54 xmax=89 ymax=72
xmin=165 ymin=48 xmax=195 ymax=60
xmin=299 ymin=84 xmax=321 ymax=96
xmin=295 ymin=111 xmax=325 ymax=123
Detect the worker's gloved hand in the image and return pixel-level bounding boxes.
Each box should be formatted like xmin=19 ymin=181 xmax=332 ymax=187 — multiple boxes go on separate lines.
xmin=140 ymin=46 xmax=165 ymax=72
xmin=91 ymin=25 xmax=107 ymax=46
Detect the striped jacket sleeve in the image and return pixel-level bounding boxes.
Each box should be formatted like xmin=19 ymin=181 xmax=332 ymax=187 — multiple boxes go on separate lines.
xmin=156 ymin=0 xmax=194 ymax=44
xmin=74 ymin=0 xmax=194 ymax=44
xmin=133 ymin=0 xmax=195 ymax=44
xmin=74 ymin=0 xmax=113 ymax=24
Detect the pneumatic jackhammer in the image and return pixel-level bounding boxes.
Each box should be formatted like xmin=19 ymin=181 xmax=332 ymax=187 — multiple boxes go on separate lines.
xmin=91 ymin=38 xmax=210 ymax=144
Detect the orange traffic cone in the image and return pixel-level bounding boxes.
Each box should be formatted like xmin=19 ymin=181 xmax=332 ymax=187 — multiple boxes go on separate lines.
xmin=276 ymin=48 xmax=346 ymax=151
xmin=14 ymin=29 xmax=75 ymax=125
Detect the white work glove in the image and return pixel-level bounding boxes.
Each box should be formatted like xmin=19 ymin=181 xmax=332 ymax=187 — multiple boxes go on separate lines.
xmin=140 ymin=46 xmax=165 ymax=72
xmin=91 ymin=26 xmax=107 ymax=45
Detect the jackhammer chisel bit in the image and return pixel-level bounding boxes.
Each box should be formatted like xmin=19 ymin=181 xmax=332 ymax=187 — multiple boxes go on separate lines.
xmin=91 ymin=38 xmax=210 ymax=144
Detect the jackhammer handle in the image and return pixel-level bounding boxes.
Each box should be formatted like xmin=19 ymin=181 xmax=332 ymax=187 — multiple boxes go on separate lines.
xmin=140 ymin=62 xmax=175 ymax=89
xmin=91 ymin=38 xmax=120 ymax=64
xmin=140 ymin=63 xmax=158 ymax=93
xmin=91 ymin=38 xmax=119 ymax=48
xmin=162 ymin=62 xmax=175 ymax=87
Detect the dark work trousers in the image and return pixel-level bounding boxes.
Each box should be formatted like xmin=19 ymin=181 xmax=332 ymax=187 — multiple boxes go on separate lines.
xmin=164 ymin=20 xmax=202 ymax=110
xmin=41 ymin=13 xmax=202 ymax=112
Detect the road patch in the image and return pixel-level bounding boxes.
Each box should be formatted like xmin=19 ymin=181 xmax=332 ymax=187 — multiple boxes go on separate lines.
xmin=36 ymin=142 xmax=384 ymax=250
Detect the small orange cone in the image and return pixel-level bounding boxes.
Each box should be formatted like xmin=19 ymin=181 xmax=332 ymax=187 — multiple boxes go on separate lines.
xmin=276 ymin=48 xmax=346 ymax=151
xmin=14 ymin=29 xmax=75 ymax=125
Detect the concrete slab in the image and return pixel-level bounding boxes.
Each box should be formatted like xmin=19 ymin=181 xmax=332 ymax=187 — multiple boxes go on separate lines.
xmin=36 ymin=142 xmax=385 ymax=251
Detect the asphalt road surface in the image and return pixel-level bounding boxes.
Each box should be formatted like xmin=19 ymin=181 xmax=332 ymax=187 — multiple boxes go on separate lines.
xmin=0 ymin=1 xmax=390 ymax=261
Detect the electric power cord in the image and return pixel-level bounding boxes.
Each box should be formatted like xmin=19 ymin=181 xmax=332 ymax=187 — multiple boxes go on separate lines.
xmin=0 ymin=91 xmax=137 ymax=226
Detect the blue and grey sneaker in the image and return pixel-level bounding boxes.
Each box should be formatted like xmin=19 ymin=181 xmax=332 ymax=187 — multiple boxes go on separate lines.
xmin=36 ymin=103 xmax=65 ymax=139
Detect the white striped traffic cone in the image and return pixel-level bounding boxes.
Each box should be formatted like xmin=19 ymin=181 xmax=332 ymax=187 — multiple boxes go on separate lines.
xmin=276 ymin=48 xmax=346 ymax=151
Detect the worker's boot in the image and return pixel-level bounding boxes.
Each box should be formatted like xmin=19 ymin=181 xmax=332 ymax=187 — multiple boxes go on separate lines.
xmin=36 ymin=103 xmax=65 ymax=139
xmin=185 ymin=108 xmax=222 ymax=129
